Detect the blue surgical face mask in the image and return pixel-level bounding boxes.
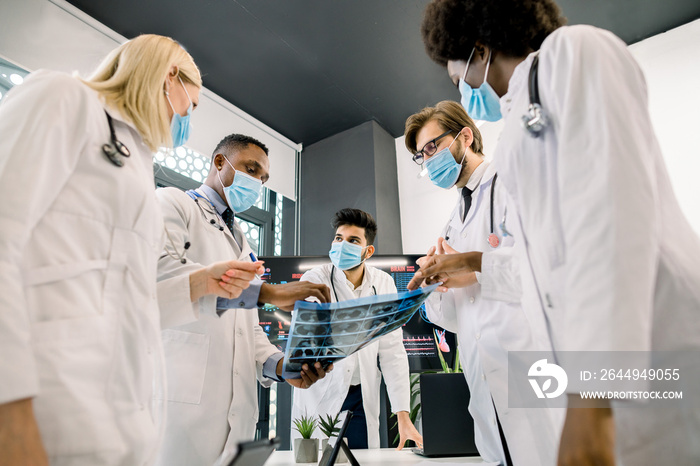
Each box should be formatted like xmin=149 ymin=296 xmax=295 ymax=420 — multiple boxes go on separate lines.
xmin=218 ymin=158 xmax=262 ymax=213
xmin=459 ymin=48 xmax=502 ymax=122
xmin=424 ymin=134 xmax=467 ymax=189
xmin=165 ymin=76 xmax=193 ymax=148
xmin=329 ymin=241 xmax=367 ymax=271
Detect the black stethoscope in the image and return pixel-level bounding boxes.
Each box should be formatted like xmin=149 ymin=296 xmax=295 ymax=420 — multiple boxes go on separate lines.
xmin=330 ymin=265 xmax=377 ymax=303
xmin=446 ymin=173 xmax=511 ymax=248
xmin=487 ymin=173 xmax=501 ymax=247
xmin=521 ymin=53 xmax=548 ymax=137
xmin=486 ymin=173 xmax=513 ymax=248
xmin=102 ymin=111 xmax=131 ymax=167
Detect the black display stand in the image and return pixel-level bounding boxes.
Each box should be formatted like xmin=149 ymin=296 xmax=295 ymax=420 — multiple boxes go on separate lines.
xmin=318 ymin=411 xmax=361 ymax=466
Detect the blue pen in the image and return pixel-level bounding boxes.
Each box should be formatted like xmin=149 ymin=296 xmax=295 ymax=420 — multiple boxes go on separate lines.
xmin=249 ymin=252 xmax=261 ymax=279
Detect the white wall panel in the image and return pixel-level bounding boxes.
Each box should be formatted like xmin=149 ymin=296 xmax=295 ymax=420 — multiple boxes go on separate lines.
xmin=0 ymin=0 xmax=299 ymax=199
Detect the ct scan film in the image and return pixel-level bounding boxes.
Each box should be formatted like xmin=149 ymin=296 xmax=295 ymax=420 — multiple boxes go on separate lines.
xmin=282 ymin=284 xmax=439 ymax=379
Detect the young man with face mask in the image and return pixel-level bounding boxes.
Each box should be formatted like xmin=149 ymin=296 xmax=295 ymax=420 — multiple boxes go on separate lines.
xmin=413 ymin=1 xmax=700 ymax=465
xmin=405 ymin=101 xmax=560 ymax=466
xmin=154 ymin=134 xmax=333 ymax=466
xmin=291 ymin=208 xmax=423 ymax=451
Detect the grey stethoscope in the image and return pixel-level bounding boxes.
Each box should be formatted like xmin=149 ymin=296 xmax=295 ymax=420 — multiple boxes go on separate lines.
xmin=521 ymin=53 xmax=548 ymax=137
xmin=186 ymin=190 xmax=227 ymax=232
xmin=162 ymin=190 xmax=228 ymax=264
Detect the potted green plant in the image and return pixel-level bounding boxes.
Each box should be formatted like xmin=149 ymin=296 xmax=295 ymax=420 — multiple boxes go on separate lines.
xmin=318 ymin=413 xmax=347 ymax=463
xmin=292 ymin=414 xmax=319 ymax=463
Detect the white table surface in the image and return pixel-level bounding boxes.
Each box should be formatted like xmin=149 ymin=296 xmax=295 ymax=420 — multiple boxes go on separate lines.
xmin=265 ymin=448 xmax=488 ymax=466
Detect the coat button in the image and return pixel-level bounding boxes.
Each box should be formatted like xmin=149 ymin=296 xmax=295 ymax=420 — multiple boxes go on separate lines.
xmin=469 ymin=296 xmax=475 ymax=304
xmin=461 ymin=231 xmax=467 ymax=238
xmin=475 ymin=333 xmax=481 ymax=340
xmin=482 ymin=374 xmax=486 ymax=381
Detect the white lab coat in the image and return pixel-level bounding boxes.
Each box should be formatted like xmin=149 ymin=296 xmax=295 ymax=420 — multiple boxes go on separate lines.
xmin=291 ymin=263 xmax=410 ymax=449
xmin=0 ymin=70 xmax=189 ymax=465
xmin=491 ymin=25 xmax=700 ymax=464
xmin=425 ymin=162 xmax=561 ymax=466
xmin=153 ymin=187 xmax=281 ymax=466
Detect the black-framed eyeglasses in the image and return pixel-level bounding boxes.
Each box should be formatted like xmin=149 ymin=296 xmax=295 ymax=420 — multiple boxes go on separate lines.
xmin=412 ymin=130 xmax=452 ymax=166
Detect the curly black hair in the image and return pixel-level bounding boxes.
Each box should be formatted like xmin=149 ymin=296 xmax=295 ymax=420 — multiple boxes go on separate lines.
xmin=421 ymin=0 xmax=566 ymax=66
xmin=212 ymin=133 xmax=269 ymax=159
xmin=332 ymin=208 xmax=378 ymax=245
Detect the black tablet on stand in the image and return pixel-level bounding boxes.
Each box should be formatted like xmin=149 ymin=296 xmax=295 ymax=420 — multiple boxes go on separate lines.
xmin=318 ymin=410 xmax=360 ymax=466
xmin=226 ymin=437 xmax=280 ymax=466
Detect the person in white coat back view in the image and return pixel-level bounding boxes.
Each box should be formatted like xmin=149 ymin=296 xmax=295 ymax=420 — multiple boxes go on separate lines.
xmin=291 ymin=209 xmax=423 ymax=450
xmin=415 ymin=1 xmax=700 ymax=465
xmin=0 ymin=35 xmax=263 ymax=466
xmin=404 ymin=101 xmax=561 ymax=466
xmin=154 ymin=133 xmax=333 ymax=466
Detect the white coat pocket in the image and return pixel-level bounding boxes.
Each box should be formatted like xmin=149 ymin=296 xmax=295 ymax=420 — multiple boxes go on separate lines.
xmin=31 ymin=315 xmax=125 ymax=457
xmin=159 ymin=329 xmax=210 ymax=404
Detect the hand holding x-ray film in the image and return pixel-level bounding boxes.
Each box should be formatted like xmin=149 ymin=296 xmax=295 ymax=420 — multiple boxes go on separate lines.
xmin=282 ymin=283 xmax=440 ymax=379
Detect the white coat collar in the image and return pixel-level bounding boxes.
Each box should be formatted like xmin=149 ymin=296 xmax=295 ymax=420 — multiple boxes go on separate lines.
xmin=500 ymin=52 xmax=537 ymax=118
xmin=199 ymin=184 xmax=228 ymax=216
xmin=191 ymin=187 xmax=242 ymax=247
xmin=193 ymin=187 xmax=219 ymax=215
xmin=464 ymin=159 xmax=489 ymax=191
xmin=345 ymin=263 xmax=374 ymax=292
xmin=332 ymin=264 xmax=376 ymax=301
xmin=456 ymin=161 xmax=491 ymax=226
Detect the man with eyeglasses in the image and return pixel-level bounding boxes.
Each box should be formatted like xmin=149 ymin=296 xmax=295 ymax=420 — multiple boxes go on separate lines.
xmin=404 ymin=101 xmax=560 ymax=466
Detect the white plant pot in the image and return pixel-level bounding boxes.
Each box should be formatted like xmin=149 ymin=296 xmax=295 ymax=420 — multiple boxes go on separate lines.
xmin=293 ymin=438 xmax=319 ymax=463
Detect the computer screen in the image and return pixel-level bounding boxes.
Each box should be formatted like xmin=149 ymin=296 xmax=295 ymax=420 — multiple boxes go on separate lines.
xmin=257 ymin=255 xmax=457 ymax=372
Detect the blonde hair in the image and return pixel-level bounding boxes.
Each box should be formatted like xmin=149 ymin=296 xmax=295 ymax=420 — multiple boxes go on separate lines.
xmin=404 ymin=100 xmax=483 ymax=156
xmin=83 ymin=34 xmax=202 ymax=151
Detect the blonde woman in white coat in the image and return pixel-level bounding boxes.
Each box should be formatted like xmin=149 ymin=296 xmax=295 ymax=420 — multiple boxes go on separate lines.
xmin=404 ymin=101 xmax=560 ymax=466
xmin=292 ymin=209 xmax=423 ymax=450
xmin=0 ymin=35 xmax=260 ymax=466
xmin=418 ymin=1 xmax=700 ymax=464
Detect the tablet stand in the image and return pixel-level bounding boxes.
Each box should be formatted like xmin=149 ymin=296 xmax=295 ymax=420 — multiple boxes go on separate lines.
xmin=318 ymin=411 xmax=360 ymax=466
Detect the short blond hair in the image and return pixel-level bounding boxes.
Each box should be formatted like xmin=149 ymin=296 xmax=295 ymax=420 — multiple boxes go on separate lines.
xmin=404 ymin=100 xmax=483 ymax=156
xmin=83 ymin=34 xmax=202 ymax=151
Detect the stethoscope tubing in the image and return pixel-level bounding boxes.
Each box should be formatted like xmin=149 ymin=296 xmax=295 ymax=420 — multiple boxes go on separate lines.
xmin=330 ymin=265 xmax=377 ymax=303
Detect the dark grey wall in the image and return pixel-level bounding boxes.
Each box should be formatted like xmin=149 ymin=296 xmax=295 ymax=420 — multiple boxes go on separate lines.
xmin=300 ymin=121 xmax=402 ymax=255
xmin=372 ymin=121 xmax=402 ymax=255
xmin=280 ymin=196 xmax=296 ymax=256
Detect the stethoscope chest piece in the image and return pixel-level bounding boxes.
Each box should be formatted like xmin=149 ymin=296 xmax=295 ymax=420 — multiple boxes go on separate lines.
xmin=521 ymin=54 xmax=548 ymax=138
xmin=102 ymin=141 xmax=131 ymax=167
xmin=521 ymin=102 xmax=547 ymax=137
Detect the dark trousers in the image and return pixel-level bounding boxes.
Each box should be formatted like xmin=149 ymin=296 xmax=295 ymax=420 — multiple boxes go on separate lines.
xmin=493 ymin=399 xmax=513 ymax=466
xmin=340 ymin=384 xmax=368 ymax=449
